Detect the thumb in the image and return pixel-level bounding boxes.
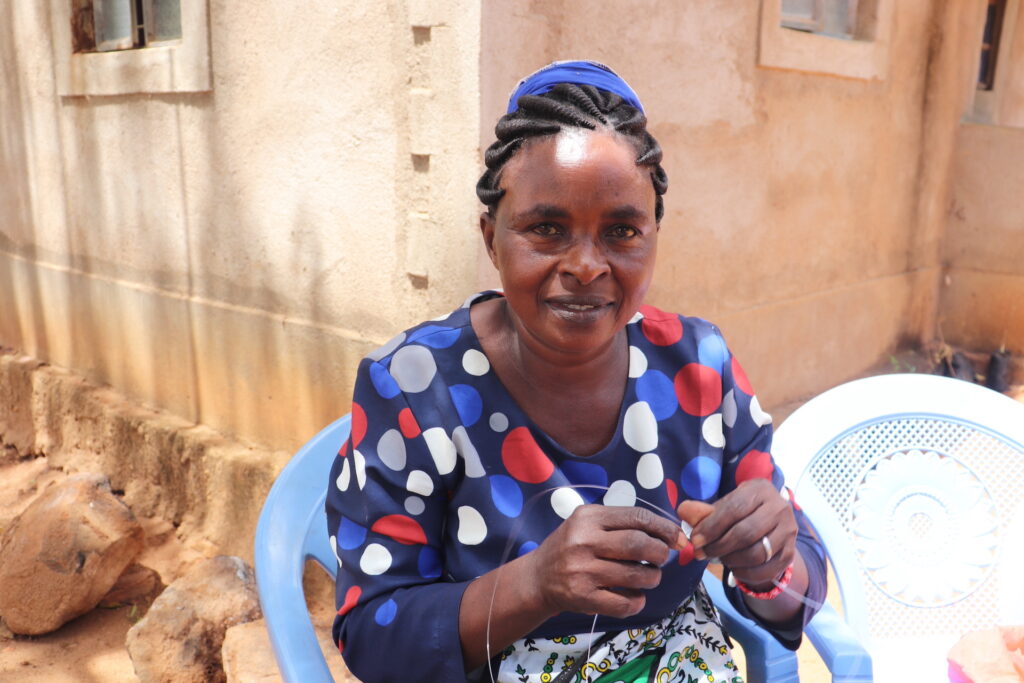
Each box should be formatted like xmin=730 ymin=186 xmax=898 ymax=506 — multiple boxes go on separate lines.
xmin=677 ymin=500 xmax=715 ymax=529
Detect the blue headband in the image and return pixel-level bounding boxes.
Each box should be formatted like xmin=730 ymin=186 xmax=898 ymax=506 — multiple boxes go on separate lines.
xmin=506 ymin=60 xmax=645 ymax=114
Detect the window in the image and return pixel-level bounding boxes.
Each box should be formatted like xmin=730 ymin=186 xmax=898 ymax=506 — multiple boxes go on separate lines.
xmin=54 ymin=0 xmax=209 ymax=96
xmin=73 ymin=0 xmax=182 ymax=53
xmin=781 ymin=0 xmax=861 ymax=40
xmin=978 ymin=0 xmax=1008 ymax=90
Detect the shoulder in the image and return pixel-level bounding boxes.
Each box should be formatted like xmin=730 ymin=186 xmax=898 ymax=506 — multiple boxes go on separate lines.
xmin=630 ymin=304 xmax=731 ymax=374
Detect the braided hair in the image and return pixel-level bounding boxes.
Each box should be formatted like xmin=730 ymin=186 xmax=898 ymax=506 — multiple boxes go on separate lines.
xmin=476 ymin=83 xmax=669 ymax=222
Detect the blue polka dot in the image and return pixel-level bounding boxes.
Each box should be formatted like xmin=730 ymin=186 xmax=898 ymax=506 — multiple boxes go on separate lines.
xmin=374 ymin=599 xmax=398 ymax=626
xmin=449 ymin=384 xmax=483 ymax=427
xmin=635 ymin=370 xmax=677 ymax=420
xmin=489 ymin=475 xmax=523 ymax=517
xmin=680 ymin=456 xmax=722 ymax=500
xmin=560 ymin=460 xmax=608 ymax=503
xmin=417 ymin=545 xmax=442 ymax=579
xmin=517 ymin=541 xmax=538 ymax=557
xmin=370 ymin=362 xmax=401 ymax=399
xmin=408 ymin=325 xmax=461 ymax=349
xmin=698 ymin=335 xmax=730 ymax=373
xmin=337 ymin=516 xmax=367 ymax=550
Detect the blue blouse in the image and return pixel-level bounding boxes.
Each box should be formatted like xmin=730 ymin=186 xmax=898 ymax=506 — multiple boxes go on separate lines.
xmin=325 ymin=292 xmax=826 ymax=682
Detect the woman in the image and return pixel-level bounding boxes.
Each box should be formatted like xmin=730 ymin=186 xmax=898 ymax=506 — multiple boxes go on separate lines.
xmin=326 ymin=61 xmax=826 ymax=682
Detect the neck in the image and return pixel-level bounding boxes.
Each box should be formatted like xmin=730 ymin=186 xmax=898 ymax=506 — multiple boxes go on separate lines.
xmin=498 ymin=300 xmax=627 ymax=394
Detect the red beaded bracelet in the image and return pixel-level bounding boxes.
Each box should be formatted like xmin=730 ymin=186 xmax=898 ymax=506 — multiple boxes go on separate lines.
xmin=731 ymin=563 xmax=795 ymax=600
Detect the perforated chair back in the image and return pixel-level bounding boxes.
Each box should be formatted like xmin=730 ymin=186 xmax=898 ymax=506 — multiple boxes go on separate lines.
xmin=772 ymin=374 xmax=1024 ymax=682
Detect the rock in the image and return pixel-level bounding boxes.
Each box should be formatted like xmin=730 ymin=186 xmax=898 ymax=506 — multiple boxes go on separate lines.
xmin=0 ymin=473 xmax=144 ymax=635
xmin=221 ymin=618 xmax=359 ymax=683
xmin=99 ymin=562 xmax=165 ymax=608
xmin=126 ymin=555 xmax=262 ymax=683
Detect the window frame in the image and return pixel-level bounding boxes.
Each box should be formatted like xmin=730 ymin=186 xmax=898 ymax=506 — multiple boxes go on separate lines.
xmin=52 ymin=0 xmax=210 ymax=96
xmin=759 ymin=0 xmax=895 ymax=81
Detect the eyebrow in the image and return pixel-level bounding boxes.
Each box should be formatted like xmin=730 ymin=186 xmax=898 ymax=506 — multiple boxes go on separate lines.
xmin=514 ymin=204 xmax=648 ymax=221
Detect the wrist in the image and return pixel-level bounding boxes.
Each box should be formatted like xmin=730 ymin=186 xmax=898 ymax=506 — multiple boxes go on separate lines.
xmin=730 ymin=563 xmax=794 ymax=600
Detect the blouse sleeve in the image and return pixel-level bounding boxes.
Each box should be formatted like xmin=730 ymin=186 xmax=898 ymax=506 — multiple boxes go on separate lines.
xmin=325 ymin=357 xmax=471 ymax=682
xmin=716 ymin=344 xmax=828 ymax=650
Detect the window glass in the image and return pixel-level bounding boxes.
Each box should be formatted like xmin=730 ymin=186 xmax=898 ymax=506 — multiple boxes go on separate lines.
xmin=150 ymin=0 xmax=182 ymax=42
xmin=94 ymin=0 xmax=133 ymax=51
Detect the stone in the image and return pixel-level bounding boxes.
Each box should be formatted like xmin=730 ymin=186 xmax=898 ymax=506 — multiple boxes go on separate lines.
xmin=99 ymin=562 xmax=165 ymax=608
xmin=0 ymin=473 xmax=144 ymax=635
xmin=126 ymin=555 xmax=262 ymax=683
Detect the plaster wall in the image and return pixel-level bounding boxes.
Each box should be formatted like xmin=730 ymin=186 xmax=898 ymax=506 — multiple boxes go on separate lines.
xmin=479 ymin=0 xmax=986 ymax=408
xmin=0 ymin=0 xmax=483 ymax=450
xmin=943 ymin=123 xmax=1024 ymax=356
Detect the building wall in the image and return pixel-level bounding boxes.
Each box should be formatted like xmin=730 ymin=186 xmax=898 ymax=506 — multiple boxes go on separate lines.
xmin=0 ymin=0 xmax=482 ymax=450
xmin=479 ymin=0 xmax=987 ymax=408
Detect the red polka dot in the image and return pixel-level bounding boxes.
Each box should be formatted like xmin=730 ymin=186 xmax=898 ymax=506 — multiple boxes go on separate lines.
xmin=338 ymin=585 xmax=362 ymax=617
xmin=351 ymin=402 xmax=367 ymax=447
xmin=678 ymin=542 xmax=696 ymax=565
xmin=731 ymin=357 xmax=754 ymax=396
xmin=371 ymin=514 xmax=427 ymax=545
xmin=736 ymin=450 xmax=774 ymax=483
xmin=337 ymin=439 xmax=349 ymax=458
xmin=639 ymin=305 xmax=683 ymax=346
xmin=501 ymin=427 xmax=554 ymax=484
xmin=398 ymin=407 xmax=421 ymax=439
xmin=786 ymin=487 xmax=802 ymax=511
xmin=674 ymin=363 xmax=723 ymax=417
xmin=665 ymin=478 xmax=679 ymax=511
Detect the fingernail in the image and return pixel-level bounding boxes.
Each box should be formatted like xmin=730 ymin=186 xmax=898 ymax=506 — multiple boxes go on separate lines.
xmin=691 ymin=534 xmax=705 ymax=548
xmin=675 ymin=532 xmax=688 ymax=549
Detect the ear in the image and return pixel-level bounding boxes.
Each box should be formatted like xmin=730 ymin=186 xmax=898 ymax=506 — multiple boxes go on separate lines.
xmin=479 ymin=211 xmax=498 ymax=266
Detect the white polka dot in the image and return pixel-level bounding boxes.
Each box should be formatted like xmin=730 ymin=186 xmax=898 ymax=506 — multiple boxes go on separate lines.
xmin=457 ymin=506 xmax=487 ymax=545
xmin=360 ymin=543 xmax=392 ymax=575
xmin=462 ymin=349 xmax=490 ymax=376
xmin=353 ymin=450 xmax=367 ymax=489
xmin=750 ymin=395 xmax=773 ymax=426
xmin=551 ymin=487 xmax=586 ymax=519
xmin=404 ymin=496 xmax=425 ymax=515
xmin=702 ymin=414 xmax=725 ymax=448
xmin=636 ymin=453 xmax=664 ymax=489
xmin=377 ymin=429 xmax=406 ymax=471
xmin=366 ymin=332 xmax=407 ymax=361
xmin=629 ymin=310 xmax=644 ymax=324
xmin=628 ymin=345 xmax=648 ymax=378
xmin=623 ymin=401 xmax=659 ymax=453
xmin=329 ymin=535 xmax=342 ymax=567
xmin=336 ymin=458 xmax=351 ymax=491
xmin=406 ymin=469 xmax=434 ymax=496
xmin=722 ymin=389 xmax=738 ymax=428
xmin=422 ymin=427 xmax=456 ymax=475
xmin=603 ymin=480 xmax=637 ymax=507
xmin=390 ymin=345 xmax=437 ymax=393
xmin=453 ymin=426 xmax=485 ymax=478
xmin=489 ymin=412 xmax=509 ymax=432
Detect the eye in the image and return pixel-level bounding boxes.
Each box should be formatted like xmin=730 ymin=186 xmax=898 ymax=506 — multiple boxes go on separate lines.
xmin=530 ymin=223 xmax=561 ymax=237
xmin=607 ymin=224 xmax=639 ymax=239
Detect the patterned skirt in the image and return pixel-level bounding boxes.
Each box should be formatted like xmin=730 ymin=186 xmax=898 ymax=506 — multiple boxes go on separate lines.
xmin=490 ymin=583 xmax=744 ymax=683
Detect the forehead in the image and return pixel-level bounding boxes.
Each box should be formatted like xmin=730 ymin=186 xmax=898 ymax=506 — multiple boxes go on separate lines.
xmin=499 ymin=129 xmax=653 ymax=213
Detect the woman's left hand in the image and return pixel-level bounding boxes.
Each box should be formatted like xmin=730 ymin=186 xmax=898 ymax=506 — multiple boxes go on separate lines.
xmin=677 ymin=479 xmax=797 ymax=591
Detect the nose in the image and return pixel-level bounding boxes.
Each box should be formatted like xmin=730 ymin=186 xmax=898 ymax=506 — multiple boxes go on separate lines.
xmin=560 ymin=237 xmax=609 ymax=286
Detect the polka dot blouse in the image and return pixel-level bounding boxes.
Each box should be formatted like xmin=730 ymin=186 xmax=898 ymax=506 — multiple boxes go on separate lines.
xmin=325 ymin=292 xmax=826 ymax=681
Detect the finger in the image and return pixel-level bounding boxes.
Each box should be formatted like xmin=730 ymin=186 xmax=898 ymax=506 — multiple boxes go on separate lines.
xmin=690 ymin=480 xmax=775 ymax=551
xmin=730 ymin=535 xmax=796 ymax=588
xmin=595 ymin=558 xmax=663 ymax=591
xmin=677 ymin=500 xmax=715 ymax=530
xmin=590 ymin=505 xmax=687 ymax=550
xmin=699 ymin=506 xmax=776 ymax=561
xmin=599 ymin=529 xmax=672 ymax=566
xmin=718 ymin=524 xmax=789 ymax=571
xmin=590 ymin=588 xmax=647 ymax=619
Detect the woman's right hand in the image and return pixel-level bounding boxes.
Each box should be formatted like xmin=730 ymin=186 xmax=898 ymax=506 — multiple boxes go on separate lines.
xmin=524 ymin=504 xmax=687 ymax=619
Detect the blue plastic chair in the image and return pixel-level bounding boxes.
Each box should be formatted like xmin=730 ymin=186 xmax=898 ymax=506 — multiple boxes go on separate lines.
xmin=254 ymin=414 xmax=857 ymax=682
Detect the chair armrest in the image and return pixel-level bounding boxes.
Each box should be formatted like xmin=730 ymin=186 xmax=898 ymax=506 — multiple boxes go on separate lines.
xmin=704 ymin=570 xmax=799 ymax=683
xmin=805 ymin=603 xmax=873 ymax=682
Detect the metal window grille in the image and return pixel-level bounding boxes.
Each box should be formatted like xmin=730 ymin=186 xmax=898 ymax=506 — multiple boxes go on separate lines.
xmin=978 ymin=0 xmax=1008 ymax=90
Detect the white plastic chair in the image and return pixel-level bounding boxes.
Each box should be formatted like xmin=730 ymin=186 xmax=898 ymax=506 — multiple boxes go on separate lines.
xmin=772 ymin=374 xmax=1024 ymax=683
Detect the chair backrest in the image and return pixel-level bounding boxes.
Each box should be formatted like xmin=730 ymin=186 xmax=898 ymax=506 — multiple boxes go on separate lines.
xmin=772 ymin=374 xmax=1024 ymax=656
xmin=254 ymin=415 xmax=350 ymax=683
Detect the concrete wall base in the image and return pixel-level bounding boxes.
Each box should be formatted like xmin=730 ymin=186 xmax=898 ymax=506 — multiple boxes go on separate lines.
xmin=0 ymin=349 xmax=292 ymax=562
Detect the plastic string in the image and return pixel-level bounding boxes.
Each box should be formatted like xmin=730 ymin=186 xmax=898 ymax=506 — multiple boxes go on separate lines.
xmin=484 ymin=483 xmax=834 ymax=683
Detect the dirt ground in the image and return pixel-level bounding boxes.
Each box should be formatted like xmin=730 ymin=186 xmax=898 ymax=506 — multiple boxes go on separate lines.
xmin=1 ymin=358 xmax=1021 ymax=682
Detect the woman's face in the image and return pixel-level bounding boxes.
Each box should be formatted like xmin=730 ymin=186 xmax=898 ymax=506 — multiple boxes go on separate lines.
xmin=481 ymin=128 xmax=659 ymax=359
